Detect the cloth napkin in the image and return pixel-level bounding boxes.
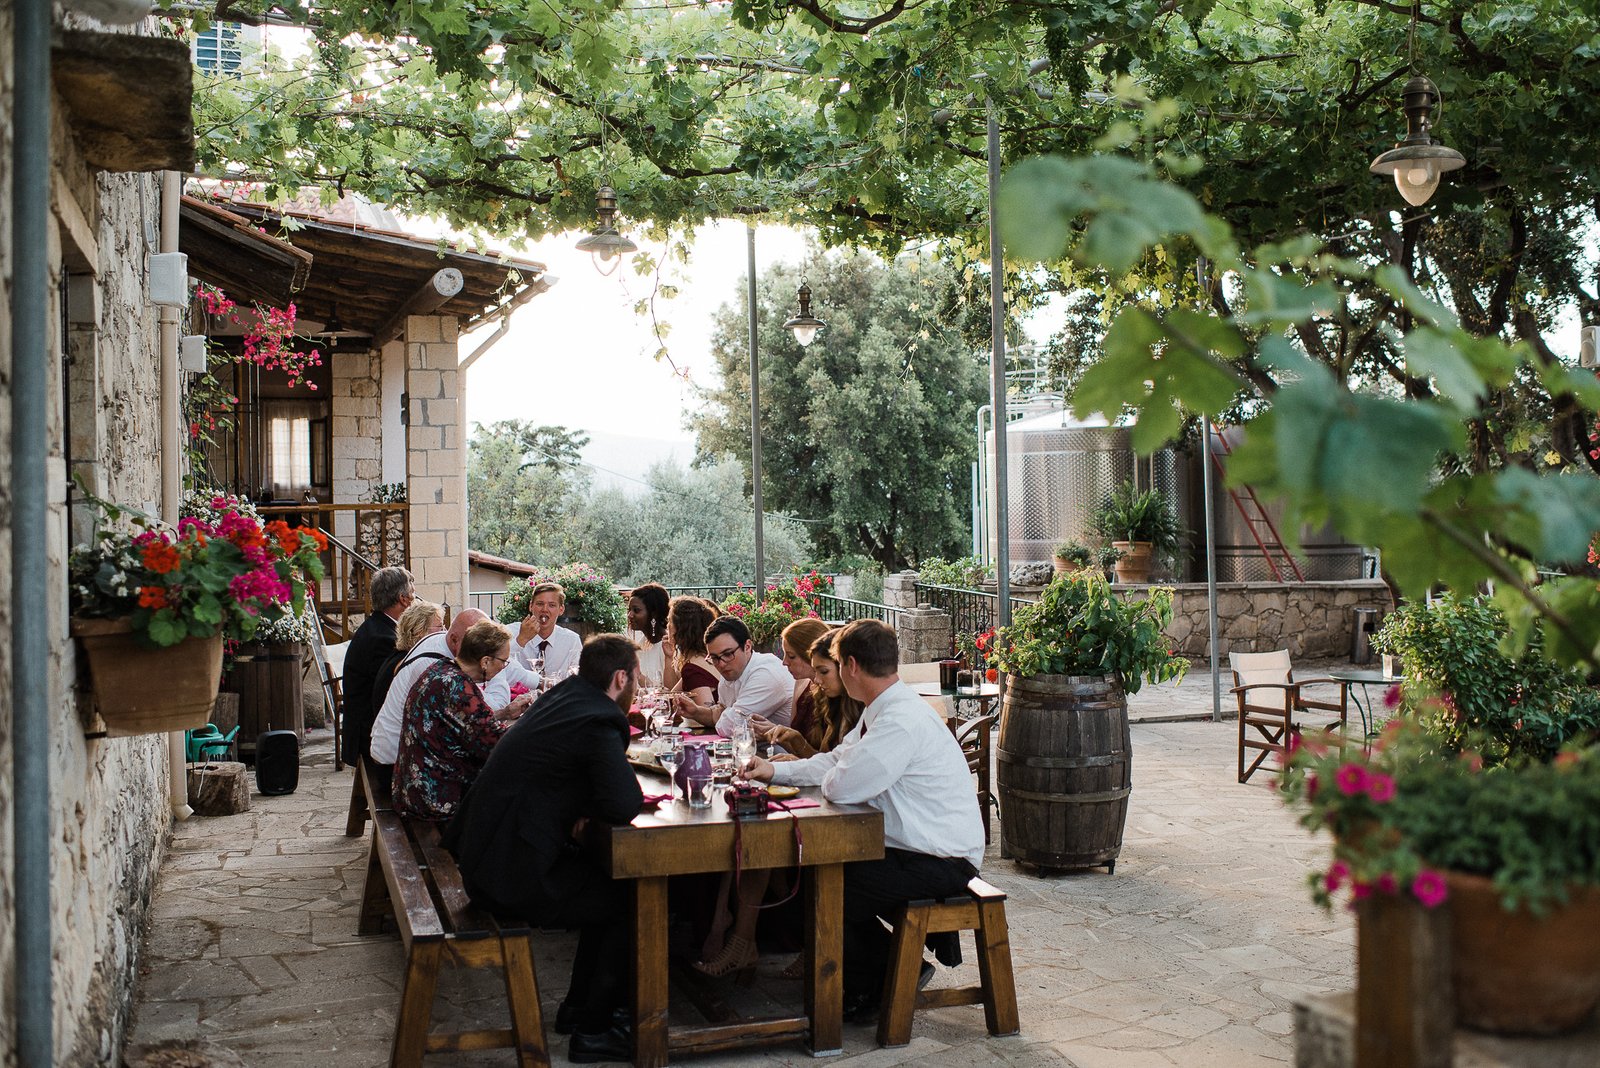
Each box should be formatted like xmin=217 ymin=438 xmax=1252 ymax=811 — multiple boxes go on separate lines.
xmin=640 ymin=792 xmax=673 ymax=807
xmin=629 ymin=725 xmax=643 ymax=737
xmin=770 ymin=796 xmax=820 ymax=811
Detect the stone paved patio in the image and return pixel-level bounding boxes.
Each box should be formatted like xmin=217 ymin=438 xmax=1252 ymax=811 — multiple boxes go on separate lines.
xmin=126 ymin=665 xmax=1359 ymax=1067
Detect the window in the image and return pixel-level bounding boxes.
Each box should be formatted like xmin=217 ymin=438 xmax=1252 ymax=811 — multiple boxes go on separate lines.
xmin=193 ymin=23 xmax=246 ymax=74
xmin=265 ymin=400 xmax=322 ymax=497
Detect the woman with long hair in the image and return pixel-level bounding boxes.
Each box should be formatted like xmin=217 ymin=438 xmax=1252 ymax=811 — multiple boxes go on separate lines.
xmin=626 ymin=582 xmax=671 ymax=688
xmin=661 ymin=595 xmax=720 ymax=706
xmin=753 ymin=624 xmax=861 ymax=759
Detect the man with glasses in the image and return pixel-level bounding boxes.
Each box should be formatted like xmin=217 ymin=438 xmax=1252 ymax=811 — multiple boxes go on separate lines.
xmin=674 ymin=616 xmax=793 ymax=735
xmin=513 ymin=581 xmax=582 ymax=681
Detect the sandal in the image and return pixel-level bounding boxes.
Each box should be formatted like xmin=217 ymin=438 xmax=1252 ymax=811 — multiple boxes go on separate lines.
xmin=780 ymin=955 xmax=804 ymax=980
xmin=693 ymin=935 xmax=759 ymax=978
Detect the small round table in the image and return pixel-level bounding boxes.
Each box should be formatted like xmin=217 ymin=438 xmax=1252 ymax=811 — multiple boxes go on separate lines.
xmin=913 ymin=681 xmax=1002 ymax=725
xmin=1324 ymin=669 xmax=1402 ymax=744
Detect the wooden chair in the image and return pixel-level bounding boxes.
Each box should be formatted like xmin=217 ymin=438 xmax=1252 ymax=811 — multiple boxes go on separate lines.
xmin=1230 ymin=650 xmax=1348 ymax=784
xmin=877 ymin=876 xmax=1020 ymax=1048
xmin=954 ymin=715 xmax=997 ymax=844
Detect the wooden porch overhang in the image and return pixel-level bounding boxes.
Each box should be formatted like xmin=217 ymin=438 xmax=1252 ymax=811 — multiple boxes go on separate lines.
xmin=184 ymin=195 xmax=551 ymax=345
xmin=180 ymin=196 xmax=315 ymax=309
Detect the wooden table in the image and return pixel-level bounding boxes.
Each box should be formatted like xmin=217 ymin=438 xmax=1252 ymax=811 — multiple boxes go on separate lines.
xmin=913 ymin=681 xmax=1002 ymax=725
xmin=588 ymin=772 xmax=885 ymax=1067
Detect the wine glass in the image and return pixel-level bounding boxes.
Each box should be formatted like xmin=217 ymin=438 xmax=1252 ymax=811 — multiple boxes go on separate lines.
xmin=732 ymin=725 xmax=756 ymax=769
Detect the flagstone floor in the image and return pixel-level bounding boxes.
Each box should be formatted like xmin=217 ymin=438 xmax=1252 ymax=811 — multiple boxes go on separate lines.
xmin=126 ymin=668 xmax=1358 ymax=1067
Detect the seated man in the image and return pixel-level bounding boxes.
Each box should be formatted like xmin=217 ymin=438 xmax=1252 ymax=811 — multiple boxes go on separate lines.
xmin=444 ymin=634 xmax=644 ymax=1064
xmin=340 ymin=565 xmax=415 ymax=766
xmin=738 ymin=618 xmax=985 ymax=1020
xmin=512 ymin=580 xmax=582 ymax=680
xmin=673 ymin=616 xmax=792 ymax=735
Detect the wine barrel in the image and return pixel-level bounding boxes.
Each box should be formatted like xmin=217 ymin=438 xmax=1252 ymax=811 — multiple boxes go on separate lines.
xmin=996 ymin=673 xmax=1131 ymax=872
xmin=224 ymin=641 xmax=305 ymax=759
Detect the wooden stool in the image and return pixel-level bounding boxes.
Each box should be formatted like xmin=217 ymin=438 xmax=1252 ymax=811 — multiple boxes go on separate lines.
xmin=877 ymin=876 xmax=1020 ymax=1048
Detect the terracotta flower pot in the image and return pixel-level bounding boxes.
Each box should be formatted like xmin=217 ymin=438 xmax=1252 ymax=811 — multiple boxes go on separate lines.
xmin=72 ymin=617 xmax=223 ymax=737
xmin=1052 ymin=556 xmax=1088 ymax=575
xmin=1448 ymin=870 xmax=1600 ymax=1035
xmin=1111 ymin=541 xmax=1153 ymax=584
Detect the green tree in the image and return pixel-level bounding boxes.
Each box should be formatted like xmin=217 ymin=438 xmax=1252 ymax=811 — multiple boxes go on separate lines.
xmin=572 ymin=458 xmax=811 ymax=587
xmin=466 ymin=421 xmax=590 ymax=564
xmin=691 ymin=252 xmax=987 ymax=571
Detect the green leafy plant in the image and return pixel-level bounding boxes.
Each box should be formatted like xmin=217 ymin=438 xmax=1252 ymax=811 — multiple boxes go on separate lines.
xmin=1282 ymin=718 xmax=1600 ymax=914
xmin=1052 ymin=541 xmax=1095 ymax=567
xmin=1096 ymin=545 xmax=1125 ymax=569
xmin=494 ymin=563 xmax=628 ymax=632
xmin=718 ymin=576 xmax=823 ymax=648
xmin=988 ymin=571 xmax=1187 ymax=693
xmin=918 ymin=556 xmax=994 ymax=588
xmin=1372 ymin=595 xmax=1600 ymax=763
xmin=1089 ymin=482 xmax=1184 ymax=559
xmin=70 ymin=488 xmax=325 ymax=647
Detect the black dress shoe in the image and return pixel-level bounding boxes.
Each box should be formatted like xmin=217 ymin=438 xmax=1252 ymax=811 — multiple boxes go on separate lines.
xmin=553 ymin=1000 xmax=577 ymax=1036
xmin=918 ymin=960 xmax=936 ymax=991
xmin=842 ymin=990 xmax=880 ymax=1024
xmin=568 ymin=1012 xmax=632 ymax=1064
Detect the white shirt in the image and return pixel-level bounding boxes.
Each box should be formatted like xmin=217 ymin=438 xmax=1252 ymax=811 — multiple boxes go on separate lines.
xmin=369 ymin=633 xmax=451 ymax=765
xmin=633 ymin=634 xmax=666 ymax=689
xmin=715 ymin=651 xmax=794 ymax=735
xmin=770 ymin=679 xmax=985 ymax=869
xmin=514 ymin=624 xmax=582 ymax=680
xmin=482 ymin=657 xmax=540 ymax=710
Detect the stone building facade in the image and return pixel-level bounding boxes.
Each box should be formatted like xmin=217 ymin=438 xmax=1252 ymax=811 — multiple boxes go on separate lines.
xmin=2 ymin=19 xmax=190 ymax=1066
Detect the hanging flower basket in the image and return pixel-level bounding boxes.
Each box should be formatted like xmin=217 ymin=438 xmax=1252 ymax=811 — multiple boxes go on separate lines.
xmin=72 ymin=617 xmax=223 ymax=737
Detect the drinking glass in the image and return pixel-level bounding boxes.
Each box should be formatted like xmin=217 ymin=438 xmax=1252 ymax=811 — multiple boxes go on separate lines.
xmin=686 ymin=773 xmax=713 ymax=809
xmin=712 ymin=762 xmax=734 ymax=787
xmin=657 ymin=748 xmax=679 ymax=796
xmin=733 ymin=730 xmax=756 ymax=769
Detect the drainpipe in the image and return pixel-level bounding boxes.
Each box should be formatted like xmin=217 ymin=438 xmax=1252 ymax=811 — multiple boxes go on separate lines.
xmin=974 ymin=404 xmax=991 ymax=564
xmin=12 ymin=0 xmax=55 ymax=1059
xmin=160 ymin=170 xmax=192 ymax=821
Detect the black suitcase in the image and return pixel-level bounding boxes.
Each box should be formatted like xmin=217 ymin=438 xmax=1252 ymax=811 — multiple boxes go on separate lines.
xmin=255 ymin=729 xmax=300 ymax=796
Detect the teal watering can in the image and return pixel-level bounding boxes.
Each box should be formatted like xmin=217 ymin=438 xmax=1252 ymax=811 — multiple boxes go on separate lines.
xmin=185 ymin=724 xmax=240 ymax=763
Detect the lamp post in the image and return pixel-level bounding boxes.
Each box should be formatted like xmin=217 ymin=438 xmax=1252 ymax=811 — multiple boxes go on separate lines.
xmin=574 ymin=185 xmax=639 ymax=276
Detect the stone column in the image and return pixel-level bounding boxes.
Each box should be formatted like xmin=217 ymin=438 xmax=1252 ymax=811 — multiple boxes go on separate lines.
xmin=882 ymin=569 xmax=921 ymax=610
xmin=330 ymin=347 xmax=382 ymax=544
xmin=404 ymin=315 xmax=466 ymax=611
xmin=895 ymin=604 xmax=952 ymax=664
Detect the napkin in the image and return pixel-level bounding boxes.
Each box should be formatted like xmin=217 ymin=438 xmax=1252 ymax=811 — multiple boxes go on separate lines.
xmin=770 ymin=796 xmax=821 ymax=811
xmin=629 ymin=726 xmax=643 ymax=737
xmin=641 ymin=792 xmax=673 ymax=806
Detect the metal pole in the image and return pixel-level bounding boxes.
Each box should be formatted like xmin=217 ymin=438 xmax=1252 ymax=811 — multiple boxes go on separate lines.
xmin=1198 ymin=258 xmax=1222 ymax=722
xmin=747 ymin=225 xmax=764 ymax=602
xmin=987 ymin=105 xmax=1011 ymax=627
xmin=160 ymin=171 xmax=193 ymax=821
xmin=13 ymin=0 xmax=55 ymax=1059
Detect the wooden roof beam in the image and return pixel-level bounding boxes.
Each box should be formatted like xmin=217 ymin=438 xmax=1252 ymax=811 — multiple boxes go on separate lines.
xmin=370 ymin=269 xmax=466 ymax=350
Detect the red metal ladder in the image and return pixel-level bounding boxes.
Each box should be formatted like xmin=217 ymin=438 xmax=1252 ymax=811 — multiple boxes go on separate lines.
xmin=1208 ymin=424 xmax=1305 ymax=582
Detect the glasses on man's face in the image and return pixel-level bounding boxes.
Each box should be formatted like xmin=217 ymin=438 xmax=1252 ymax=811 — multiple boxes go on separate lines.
xmin=707 ymin=645 xmax=743 ymax=666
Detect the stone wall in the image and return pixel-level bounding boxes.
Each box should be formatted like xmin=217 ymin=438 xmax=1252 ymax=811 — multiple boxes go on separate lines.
xmin=329 ymin=346 xmax=383 ymax=543
xmin=405 ymin=315 xmax=467 ymax=611
xmin=1159 ymin=580 xmax=1392 ymax=660
xmin=0 ymin=46 xmax=174 ymax=1068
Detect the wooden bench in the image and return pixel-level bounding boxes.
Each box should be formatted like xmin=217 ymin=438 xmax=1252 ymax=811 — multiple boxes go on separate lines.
xmin=877 ymin=876 xmax=1021 ymax=1048
xmin=346 ymin=755 xmax=376 ymax=837
xmin=357 ymin=759 xmax=550 ymax=1067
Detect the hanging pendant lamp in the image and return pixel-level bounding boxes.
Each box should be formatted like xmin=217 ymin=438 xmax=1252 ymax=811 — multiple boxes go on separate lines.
xmin=781 ymin=282 xmax=826 ymax=346
xmin=574 ymin=185 xmax=638 ymax=276
xmin=1369 ymin=75 xmax=1466 ymax=206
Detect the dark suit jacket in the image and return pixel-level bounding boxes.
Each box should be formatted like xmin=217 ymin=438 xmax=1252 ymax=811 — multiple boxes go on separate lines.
xmin=341 ymin=610 xmax=397 ymax=765
xmin=443 ymin=676 xmax=643 ymax=910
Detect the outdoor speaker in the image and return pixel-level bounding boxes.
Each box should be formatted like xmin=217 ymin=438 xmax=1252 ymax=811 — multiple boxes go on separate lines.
xmin=1581 ymin=325 xmax=1599 ymax=368
xmin=255 ymin=730 xmax=300 ymax=796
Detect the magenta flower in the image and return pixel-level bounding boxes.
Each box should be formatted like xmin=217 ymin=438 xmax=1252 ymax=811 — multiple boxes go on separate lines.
xmin=1306 ymin=772 xmax=1320 ymax=801
xmin=1324 ymin=860 xmax=1350 ymax=893
xmin=1365 ymin=772 xmax=1396 ymax=804
xmin=1334 ymin=763 xmax=1369 ymax=796
xmin=1382 ymin=684 xmax=1401 ymax=709
xmin=1375 ymin=873 xmax=1398 ymax=895
xmin=1412 ymin=870 xmax=1449 ymax=909
xmin=1351 ymin=881 xmax=1373 ymax=900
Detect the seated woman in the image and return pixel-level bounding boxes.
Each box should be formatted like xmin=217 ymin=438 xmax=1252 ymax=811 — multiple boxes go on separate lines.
xmin=392 ymin=620 xmax=532 ymax=822
xmin=700 ymin=627 xmax=866 ymax=978
xmin=661 ymin=595 xmax=720 ymax=709
xmin=627 ymin=582 xmax=670 ymax=689
xmin=752 ymin=626 xmax=863 ymax=759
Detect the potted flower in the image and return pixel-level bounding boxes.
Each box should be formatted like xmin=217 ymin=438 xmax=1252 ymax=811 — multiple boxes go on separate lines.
xmin=1088 ymin=482 xmax=1184 ymax=583
xmin=69 ymin=489 xmax=325 ymax=736
xmin=718 ymin=576 xmax=822 ymax=651
xmin=1282 ymin=719 xmax=1600 ymax=1036
xmin=495 ymin=562 xmax=628 ymax=637
xmin=987 ymin=571 xmax=1187 ymax=871
xmin=1051 ymin=540 xmax=1095 ymax=574
xmin=1096 ymin=544 xmax=1124 ymax=579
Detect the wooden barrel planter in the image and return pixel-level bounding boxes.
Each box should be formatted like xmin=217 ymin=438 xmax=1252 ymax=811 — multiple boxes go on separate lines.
xmin=225 ymin=641 xmax=305 ymax=758
xmin=996 ymin=673 xmax=1131 ymax=873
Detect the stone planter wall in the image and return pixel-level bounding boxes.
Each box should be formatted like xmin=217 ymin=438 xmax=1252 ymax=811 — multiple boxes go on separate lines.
xmin=1155 ymin=580 xmax=1392 ymax=659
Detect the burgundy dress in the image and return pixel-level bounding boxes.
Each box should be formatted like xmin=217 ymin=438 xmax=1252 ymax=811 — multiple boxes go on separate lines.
xmin=790 ymin=687 xmax=819 ymax=749
xmin=680 ymin=661 xmax=720 ymax=702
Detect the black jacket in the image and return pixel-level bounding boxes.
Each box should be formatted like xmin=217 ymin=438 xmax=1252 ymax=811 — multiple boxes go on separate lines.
xmin=443 ymin=676 xmax=643 ymax=909
xmin=341 ymin=611 xmax=397 ymax=765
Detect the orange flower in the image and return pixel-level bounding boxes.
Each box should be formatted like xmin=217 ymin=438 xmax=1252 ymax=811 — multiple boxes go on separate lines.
xmin=141 ymin=542 xmax=181 ymax=575
xmin=138 ymin=586 xmax=169 ymax=609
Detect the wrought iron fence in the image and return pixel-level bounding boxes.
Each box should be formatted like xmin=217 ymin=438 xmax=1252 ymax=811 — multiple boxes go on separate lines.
xmin=469 ymin=590 xmax=509 ymax=619
xmin=815 ymin=593 xmax=903 ymax=627
xmin=914 ymin=582 xmax=1039 ymax=654
xmin=666 ymin=585 xmax=747 ymax=604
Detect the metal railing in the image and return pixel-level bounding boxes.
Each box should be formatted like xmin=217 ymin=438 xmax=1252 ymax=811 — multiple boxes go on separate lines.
xmin=815 ymin=593 xmax=903 ymax=627
xmin=666 ymin=585 xmax=747 ymax=603
xmin=915 ymin=581 xmax=1039 ymax=653
xmin=312 ymin=529 xmax=380 ymax=642
xmin=469 ymin=589 xmax=509 ymax=619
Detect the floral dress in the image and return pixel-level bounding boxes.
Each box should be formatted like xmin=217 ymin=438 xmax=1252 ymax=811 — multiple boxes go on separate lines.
xmin=392 ymin=659 xmax=508 ymax=821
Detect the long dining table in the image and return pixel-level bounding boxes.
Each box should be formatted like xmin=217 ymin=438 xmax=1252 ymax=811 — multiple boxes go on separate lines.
xmin=587 ymin=770 xmax=885 ymax=1067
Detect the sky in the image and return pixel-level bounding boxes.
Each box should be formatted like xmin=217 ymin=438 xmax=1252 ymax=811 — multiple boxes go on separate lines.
xmin=460 ymin=221 xmax=814 ymax=454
